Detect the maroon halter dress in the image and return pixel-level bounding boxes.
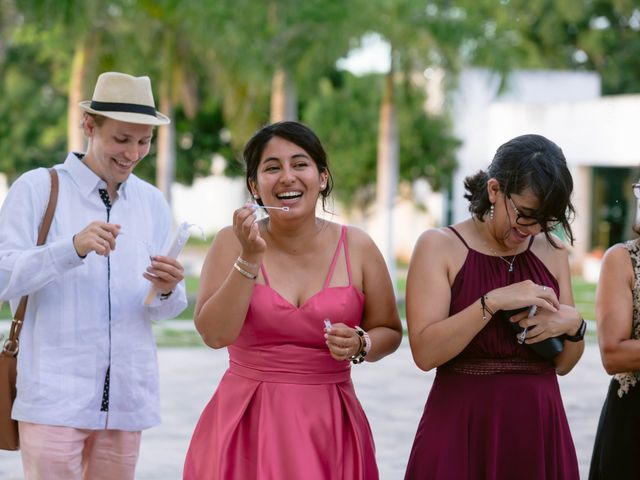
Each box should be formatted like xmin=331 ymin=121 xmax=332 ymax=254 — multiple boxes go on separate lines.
xmin=404 ymin=227 xmax=579 ymax=480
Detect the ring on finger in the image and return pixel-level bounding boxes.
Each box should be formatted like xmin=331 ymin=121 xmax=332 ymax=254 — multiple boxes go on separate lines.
xmin=542 ymin=285 xmax=547 ymax=291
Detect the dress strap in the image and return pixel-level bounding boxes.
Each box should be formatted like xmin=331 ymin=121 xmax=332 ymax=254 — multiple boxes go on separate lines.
xmin=260 ymin=264 xmax=270 ymax=286
xmin=525 ymin=235 xmax=535 ymax=251
xmin=447 ymin=226 xmax=469 ymax=249
xmin=343 ymin=226 xmax=353 ymax=286
xmin=324 ymin=225 xmax=348 ymax=288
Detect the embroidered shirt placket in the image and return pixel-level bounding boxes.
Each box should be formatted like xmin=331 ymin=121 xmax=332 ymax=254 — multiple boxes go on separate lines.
xmin=98 ymin=188 xmax=112 ymax=414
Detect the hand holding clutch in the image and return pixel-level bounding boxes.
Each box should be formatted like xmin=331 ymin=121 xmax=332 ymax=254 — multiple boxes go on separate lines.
xmin=500 ymin=306 xmax=564 ymax=360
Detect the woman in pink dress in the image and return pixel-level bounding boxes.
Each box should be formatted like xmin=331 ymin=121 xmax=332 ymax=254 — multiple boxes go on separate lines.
xmin=184 ymin=121 xmax=402 ymax=479
xmin=404 ymin=134 xmax=584 ymax=479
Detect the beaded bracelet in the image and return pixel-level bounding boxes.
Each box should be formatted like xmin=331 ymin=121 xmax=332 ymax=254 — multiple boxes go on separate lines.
xmin=350 ymin=326 xmax=369 ymax=364
xmin=236 ymin=256 xmax=259 ymax=270
xmin=233 ymin=262 xmax=257 ymax=280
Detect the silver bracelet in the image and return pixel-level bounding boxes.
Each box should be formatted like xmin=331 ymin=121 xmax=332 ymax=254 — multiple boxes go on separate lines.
xmin=236 ymin=256 xmax=259 ymax=270
xmin=233 ymin=262 xmax=257 ymax=280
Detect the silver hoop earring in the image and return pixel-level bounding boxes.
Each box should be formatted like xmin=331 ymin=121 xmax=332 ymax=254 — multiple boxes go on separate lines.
xmin=490 ymin=204 xmax=495 ymax=221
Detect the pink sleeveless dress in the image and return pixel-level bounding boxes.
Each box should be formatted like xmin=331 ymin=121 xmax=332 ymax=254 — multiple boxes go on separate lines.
xmin=404 ymin=227 xmax=579 ymax=480
xmin=184 ymin=226 xmax=378 ymax=480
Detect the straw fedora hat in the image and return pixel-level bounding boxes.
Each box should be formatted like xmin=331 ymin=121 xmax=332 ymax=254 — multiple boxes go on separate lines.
xmin=79 ymin=72 xmax=170 ymax=126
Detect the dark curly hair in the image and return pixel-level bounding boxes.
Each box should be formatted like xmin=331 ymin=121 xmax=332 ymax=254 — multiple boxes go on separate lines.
xmin=243 ymin=121 xmax=333 ymax=212
xmin=464 ymin=134 xmax=575 ymax=246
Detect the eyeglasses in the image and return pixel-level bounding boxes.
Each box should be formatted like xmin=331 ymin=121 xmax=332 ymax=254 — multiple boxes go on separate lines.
xmin=506 ymin=196 xmax=540 ymax=227
xmin=506 ymin=195 xmax=561 ymax=230
xmin=633 ymin=183 xmax=640 ymax=199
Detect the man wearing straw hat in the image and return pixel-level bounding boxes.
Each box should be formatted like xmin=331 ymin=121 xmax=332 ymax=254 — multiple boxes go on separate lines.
xmin=0 ymin=72 xmax=187 ymax=479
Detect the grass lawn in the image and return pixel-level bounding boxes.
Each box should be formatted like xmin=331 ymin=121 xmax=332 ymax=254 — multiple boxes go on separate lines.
xmin=1 ymin=274 xmax=598 ymax=347
xmin=572 ymin=277 xmax=596 ymax=322
xmin=0 ymin=280 xmax=199 ymax=323
xmin=0 ymin=301 xmax=10 ymax=321
xmin=395 ymin=275 xmax=595 ymax=322
xmin=0 ymin=275 xmax=596 ymax=322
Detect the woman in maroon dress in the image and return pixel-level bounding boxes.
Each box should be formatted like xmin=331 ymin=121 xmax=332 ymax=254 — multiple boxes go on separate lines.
xmin=404 ymin=134 xmax=585 ymax=480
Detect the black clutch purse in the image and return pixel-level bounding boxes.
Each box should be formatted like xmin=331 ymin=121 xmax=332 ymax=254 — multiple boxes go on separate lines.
xmin=499 ymin=307 xmax=564 ymax=360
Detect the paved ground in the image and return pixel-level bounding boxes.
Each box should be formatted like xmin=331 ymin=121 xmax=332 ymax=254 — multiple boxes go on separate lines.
xmin=0 ymin=340 xmax=609 ymax=479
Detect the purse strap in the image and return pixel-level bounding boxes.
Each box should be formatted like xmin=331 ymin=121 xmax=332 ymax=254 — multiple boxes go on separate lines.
xmin=2 ymin=168 xmax=59 ymax=356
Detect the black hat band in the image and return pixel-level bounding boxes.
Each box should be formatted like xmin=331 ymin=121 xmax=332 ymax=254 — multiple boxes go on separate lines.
xmin=90 ymin=101 xmax=157 ymax=117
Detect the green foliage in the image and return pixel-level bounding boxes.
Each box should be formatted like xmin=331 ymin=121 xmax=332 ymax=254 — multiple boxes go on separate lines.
xmin=465 ymin=0 xmax=640 ymax=94
xmin=133 ymin=99 xmax=236 ymax=185
xmin=396 ymin=83 xmax=459 ymax=191
xmin=303 ymin=73 xmax=379 ymax=208
xmin=304 ymin=70 xmax=459 ymax=210
xmin=0 ymin=27 xmax=69 ymax=181
xmin=3 ymin=0 xmax=639 ymax=194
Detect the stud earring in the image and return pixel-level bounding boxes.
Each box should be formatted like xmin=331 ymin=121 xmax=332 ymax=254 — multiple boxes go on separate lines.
xmin=490 ymin=204 xmax=495 ymax=221
xmin=253 ymin=194 xmax=260 ymax=199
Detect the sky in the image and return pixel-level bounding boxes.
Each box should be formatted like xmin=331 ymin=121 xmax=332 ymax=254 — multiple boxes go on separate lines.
xmin=336 ymin=33 xmax=391 ymax=75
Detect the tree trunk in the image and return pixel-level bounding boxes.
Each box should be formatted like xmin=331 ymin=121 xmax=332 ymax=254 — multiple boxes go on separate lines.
xmin=156 ymin=92 xmax=176 ymax=206
xmin=270 ymin=68 xmax=297 ymax=122
xmin=376 ymin=66 xmax=398 ymax=289
xmin=156 ymin=39 xmax=176 ymax=206
xmin=67 ymin=37 xmax=89 ymax=153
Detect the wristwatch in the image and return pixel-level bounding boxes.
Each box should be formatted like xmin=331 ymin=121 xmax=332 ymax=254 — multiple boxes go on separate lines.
xmin=564 ymin=318 xmax=587 ymax=342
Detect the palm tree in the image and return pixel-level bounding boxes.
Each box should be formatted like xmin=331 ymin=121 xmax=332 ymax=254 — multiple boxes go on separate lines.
xmin=15 ymin=0 xmax=128 ymax=153
xmin=216 ymin=0 xmax=368 ymax=125
xmin=366 ymin=0 xmax=471 ymax=277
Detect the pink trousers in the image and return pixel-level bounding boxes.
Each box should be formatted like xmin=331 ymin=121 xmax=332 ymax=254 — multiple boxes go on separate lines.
xmin=19 ymin=421 xmax=141 ymax=480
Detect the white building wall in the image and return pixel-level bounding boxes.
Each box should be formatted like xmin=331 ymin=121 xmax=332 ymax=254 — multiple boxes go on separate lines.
xmin=171 ymin=175 xmax=246 ymax=236
xmin=487 ymin=96 xmax=640 ymax=167
xmin=447 ymin=68 xmax=624 ymax=266
xmin=450 ymin=68 xmax=602 ymax=228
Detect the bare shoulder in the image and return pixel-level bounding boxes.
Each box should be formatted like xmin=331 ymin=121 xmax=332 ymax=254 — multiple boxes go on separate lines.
xmin=599 ymin=242 xmax=635 ymax=288
xmin=205 ymin=225 xmax=241 ymax=260
xmin=413 ymin=226 xmax=463 ymax=255
xmin=532 ymin=232 xmax=569 ymax=259
xmin=211 ymin=225 xmax=236 ymax=246
xmin=602 ymin=242 xmax=633 ymax=269
xmin=605 ymin=241 xmax=631 ymax=256
xmin=344 ymin=224 xmax=376 ymax=250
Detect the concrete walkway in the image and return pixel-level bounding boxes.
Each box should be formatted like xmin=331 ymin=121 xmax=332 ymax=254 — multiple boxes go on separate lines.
xmin=0 ymin=341 xmax=609 ymax=479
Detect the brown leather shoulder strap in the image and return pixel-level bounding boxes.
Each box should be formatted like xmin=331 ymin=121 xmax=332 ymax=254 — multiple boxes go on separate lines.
xmin=37 ymin=169 xmax=59 ymax=246
xmin=3 ymin=168 xmax=59 ymax=355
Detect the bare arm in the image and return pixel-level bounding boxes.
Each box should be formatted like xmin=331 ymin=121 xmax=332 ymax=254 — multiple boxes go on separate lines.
xmin=501 ymin=236 xmax=584 ymax=374
xmin=194 ymin=205 xmax=266 ymax=348
xmin=547 ymin=243 xmax=584 ymax=374
xmin=406 ymin=229 xmax=490 ymax=371
xmin=597 ymin=244 xmax=640 ymax=374
xmin=356 ymin=228 xmax=402 ymax=361
xmin=324 ymin=227 xmax=402 ymax=362
xmin=407 ymin=229 xmax=565 ymax=372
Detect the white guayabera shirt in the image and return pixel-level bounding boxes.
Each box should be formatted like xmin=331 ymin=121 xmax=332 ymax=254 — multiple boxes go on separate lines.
xmin=0 ymin=153 xmax=187 ymax=431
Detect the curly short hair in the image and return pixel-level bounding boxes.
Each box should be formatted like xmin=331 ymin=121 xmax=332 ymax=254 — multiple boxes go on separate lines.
xmin=464 ymin=134 xmax=575 ymax=246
